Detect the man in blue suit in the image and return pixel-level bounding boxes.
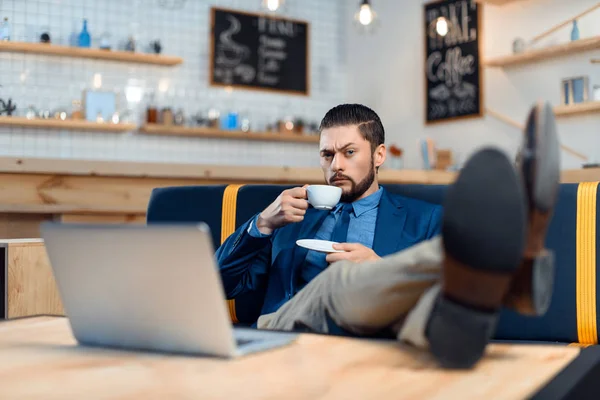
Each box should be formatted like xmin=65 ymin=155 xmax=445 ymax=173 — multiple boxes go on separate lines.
xmin=257 ymin=101 xmax=560 ymax=370
xmin=216 ymin=104 xmax=442 ymax=319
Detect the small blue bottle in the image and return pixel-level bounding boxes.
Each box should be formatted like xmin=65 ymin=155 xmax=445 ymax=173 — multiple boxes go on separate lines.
xmin=571 ymin=20 xmax=580 ymax=41
xmin=78 ymin=19 xmax=91 ymax=47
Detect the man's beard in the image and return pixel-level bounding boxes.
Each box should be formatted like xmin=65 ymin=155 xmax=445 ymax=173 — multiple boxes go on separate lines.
xmin=328 ymin=163 xmax=376 ymax=203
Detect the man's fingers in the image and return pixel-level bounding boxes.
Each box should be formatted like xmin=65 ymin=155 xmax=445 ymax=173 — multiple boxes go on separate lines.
xmin=288 ymin=186 xmax=308 ymax=199
xmin=332 ymin=242 xmax=360 ymax=251
xmin=288 ymin=215 xmax=304 ymax=223
xmin=288 ymin=197 xmax=310 ymax=210
xmin=326 ymin=251 xmax=351 ymax=263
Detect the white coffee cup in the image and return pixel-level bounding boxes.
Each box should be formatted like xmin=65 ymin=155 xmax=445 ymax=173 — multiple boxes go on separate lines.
xmin=306 ymin=185 xmax=342 ymax=210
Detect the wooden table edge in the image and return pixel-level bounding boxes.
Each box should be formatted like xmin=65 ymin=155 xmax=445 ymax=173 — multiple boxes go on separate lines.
xmin=530 ymin=345 xmax=600 ymax=399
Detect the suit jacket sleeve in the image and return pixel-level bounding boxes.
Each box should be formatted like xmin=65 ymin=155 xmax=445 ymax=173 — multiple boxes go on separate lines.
xmin=214 ymin=213 xmax=274 ymax=299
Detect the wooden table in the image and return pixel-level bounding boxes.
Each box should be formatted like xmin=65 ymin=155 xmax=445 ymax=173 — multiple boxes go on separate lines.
xmin=0 ymin=316 xmax=597 ymax=399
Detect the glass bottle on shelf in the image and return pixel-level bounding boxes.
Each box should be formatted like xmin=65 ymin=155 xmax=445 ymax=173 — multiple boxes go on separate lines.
xmin=25 ymin=105 xmax=37 ymax=120
xmin=78 ymin=19 xmax=91 ymax=48
xmin=207 ymin=108 xmax=220 ymax=128
xmin=146 ymin=91 xmax=158 ymax=123
xmin=174 ymin=108 xmax=185 ymax=125
xmin=71 ymin=100 xmax=83 ymax=120
xmin=0 ymin=17 xmax=11 ymax=41
xmin=99 ymin=32 xmax=111 ymax=50
xmin=240 ymin=109 xmax=251 ymax=132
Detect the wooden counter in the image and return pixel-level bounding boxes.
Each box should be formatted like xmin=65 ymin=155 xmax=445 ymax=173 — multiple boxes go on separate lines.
xmin=0 ymin=239 xmax=63 ymax=318
xmin=0 ymin=157 xmax=454 ymax=238
xmin=0 ymin=316 xmax=587 ymax=399
xmin=0 ymin=156 xmax=596 ymax=238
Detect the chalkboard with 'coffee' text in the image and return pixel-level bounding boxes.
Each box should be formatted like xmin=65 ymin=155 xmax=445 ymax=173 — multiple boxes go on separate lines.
xmin=210 ymin=7 xmax=310 ymax=96
xmin=424 ymin=0 xmax=483 ymax=123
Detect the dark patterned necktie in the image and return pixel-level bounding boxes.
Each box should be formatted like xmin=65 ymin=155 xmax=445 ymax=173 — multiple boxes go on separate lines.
xmin=330 ymin=203 xmax=353 ymax=243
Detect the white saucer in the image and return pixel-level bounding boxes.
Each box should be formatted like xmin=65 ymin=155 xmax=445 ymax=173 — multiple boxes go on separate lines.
xmin=296 ymin=239 xmax=345 ymax=253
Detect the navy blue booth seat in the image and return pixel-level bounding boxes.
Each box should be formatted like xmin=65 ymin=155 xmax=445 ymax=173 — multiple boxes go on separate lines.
xmin=146 ymin=182 xmax=600 ymax=345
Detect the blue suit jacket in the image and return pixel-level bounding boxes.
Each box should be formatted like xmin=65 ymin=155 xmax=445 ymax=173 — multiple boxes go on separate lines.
xmin=215 ymin=187 xmax=443 ymax=321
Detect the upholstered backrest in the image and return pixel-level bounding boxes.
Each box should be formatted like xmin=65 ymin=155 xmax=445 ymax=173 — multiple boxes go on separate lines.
xmin=146 ymin=182 xmax=600 ymax=344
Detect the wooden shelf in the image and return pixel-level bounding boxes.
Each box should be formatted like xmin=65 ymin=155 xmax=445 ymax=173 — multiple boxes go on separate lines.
xmin=139 ymin=124 xmax=320 ymax=144
xmin=554 ymin=101 xmax=600 ymax=117
xmin=475 ymin=0 xmax=524 ymax=4
xmin=0 ymin=41 xmax=183 ymax=66
xmin=484 ymin=36 xmax=600 ymax=67
xmin=0 ymin=116 xmax=136 ymax=132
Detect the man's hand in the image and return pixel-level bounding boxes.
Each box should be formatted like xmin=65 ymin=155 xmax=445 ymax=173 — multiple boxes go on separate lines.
xmin=325 ymin=243 xmax=381 ymax=264
xmin=256 ymin=186 xmax=309 ymax=235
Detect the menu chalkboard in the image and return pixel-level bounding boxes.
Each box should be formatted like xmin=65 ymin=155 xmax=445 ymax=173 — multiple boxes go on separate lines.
xmin=209 ymin=7 xmax=310 ymax=96
xmin=424 ymin=0 xmax=482 ymax=123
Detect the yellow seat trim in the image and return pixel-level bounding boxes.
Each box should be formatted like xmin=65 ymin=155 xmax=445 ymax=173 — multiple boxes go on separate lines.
xmin=221 ymin=184 xmax=245 ymax=324
xmin=576 ymin=182 xmax=599 ymax=344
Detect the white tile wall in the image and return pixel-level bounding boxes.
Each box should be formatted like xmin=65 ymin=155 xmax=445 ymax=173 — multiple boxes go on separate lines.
xmin=0 ymin=0 xmax=347 ymax=167
xmin=345 ymin=0 xmax=600 ymax=170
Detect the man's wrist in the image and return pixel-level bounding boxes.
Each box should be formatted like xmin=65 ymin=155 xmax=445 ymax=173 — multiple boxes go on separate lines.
xmin=248 ymin=214 xmax=273 ymax=237
xmin=256 ymin=214 xmax=274 ymax=235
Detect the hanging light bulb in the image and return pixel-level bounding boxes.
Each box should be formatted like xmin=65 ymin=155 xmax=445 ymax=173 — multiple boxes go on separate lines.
xmin=435 ymin=17 xmax=449 ymax=37
xmin=428 ymin=16 xmax=453 ymax=39
xmin=355 ymin=0 xmax=376 ymax=26
xmin=262 ymin=0 xmax=283 ymax=12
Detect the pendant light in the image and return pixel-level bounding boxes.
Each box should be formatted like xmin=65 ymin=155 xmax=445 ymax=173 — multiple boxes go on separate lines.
xmin=434 ymin=16 xmax=450 ymax=37
xmin=353 ymin=0 xmax=379 ymax=33
xmin=355 ymin=0 xmax=376 ymax=26
xmin=262 ymin=0 xmax=283 ymax=12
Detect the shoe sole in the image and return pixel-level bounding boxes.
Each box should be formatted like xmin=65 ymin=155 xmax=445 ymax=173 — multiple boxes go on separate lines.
xmin=427 ymin=147 xmax=527 ymax=368
xmin=512 ymin=101 xmax=560 ymax=316
xmin=443 ymin=148 xmax=527 ymax=281
xmin=524 ymin=101 xmax=560 ymax=212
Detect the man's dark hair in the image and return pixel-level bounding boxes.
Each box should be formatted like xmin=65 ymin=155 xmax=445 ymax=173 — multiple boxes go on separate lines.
xmin=319 ymin=104 xmax=385 ymax=152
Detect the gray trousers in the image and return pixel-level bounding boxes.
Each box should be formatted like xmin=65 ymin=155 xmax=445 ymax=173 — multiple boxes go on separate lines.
xmin=257 ymin=237 xmax=444 ymax=349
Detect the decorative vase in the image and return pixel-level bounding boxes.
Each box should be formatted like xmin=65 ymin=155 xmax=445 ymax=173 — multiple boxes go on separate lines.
xmin=571 ymin=20 xmax=580 ymax=41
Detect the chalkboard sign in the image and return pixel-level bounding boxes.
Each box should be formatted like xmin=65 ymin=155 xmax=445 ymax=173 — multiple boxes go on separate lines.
xmin=209 ymin=7 xmax=310 ymax=96
xmin=424 ymin=0 xmax=483 ymax=123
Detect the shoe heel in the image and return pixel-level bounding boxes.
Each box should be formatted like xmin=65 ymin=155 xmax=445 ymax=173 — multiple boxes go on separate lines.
xmin=426 ymin=295 xmax=499 ymax=369
xmin=505 ymin=250 xmax=555 ymax=316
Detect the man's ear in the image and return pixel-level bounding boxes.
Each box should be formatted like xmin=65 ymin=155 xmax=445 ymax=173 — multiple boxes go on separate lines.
xmin=374 ymin=144 xmax=386 ymax=168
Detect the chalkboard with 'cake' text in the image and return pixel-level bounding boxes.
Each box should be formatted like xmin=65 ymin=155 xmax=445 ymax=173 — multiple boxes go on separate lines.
xmin=210 ymin=7 xmax=309 ymax=96
xmin=424 ymin=0 xmax=483 ymax=123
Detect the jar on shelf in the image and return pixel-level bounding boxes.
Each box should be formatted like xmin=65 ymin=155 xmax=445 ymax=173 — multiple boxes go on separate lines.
xmin=71 ymin=100 xmax=83 ymax=120
xmin=161 ymin=107 xmax=173 ymax=125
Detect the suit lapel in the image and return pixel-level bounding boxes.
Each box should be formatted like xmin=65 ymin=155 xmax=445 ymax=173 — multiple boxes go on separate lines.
xmin=373 ymin=189 xmax=407 ymax=256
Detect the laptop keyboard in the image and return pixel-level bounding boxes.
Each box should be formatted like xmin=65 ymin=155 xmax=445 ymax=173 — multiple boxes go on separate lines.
xmin=236 ymin=337 xmax=256 ymax=347
xmin=234 ymin=330 xmax=264 ymax=347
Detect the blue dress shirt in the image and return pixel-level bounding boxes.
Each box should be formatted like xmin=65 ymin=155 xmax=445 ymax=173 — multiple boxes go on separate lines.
xmin=248 ymin=187 xmax=383 ymax=292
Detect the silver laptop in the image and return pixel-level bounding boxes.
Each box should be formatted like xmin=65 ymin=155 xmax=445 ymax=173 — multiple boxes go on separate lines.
xmin=40 ymin=222 xmax=298 ymax=358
